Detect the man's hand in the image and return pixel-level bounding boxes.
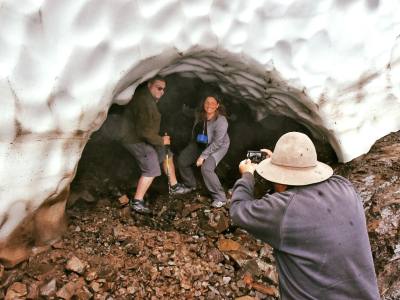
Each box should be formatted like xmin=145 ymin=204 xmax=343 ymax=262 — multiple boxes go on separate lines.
xmin=196 ymin=156 xmax=205 ymax=167
xmin=162 ymin=135 xmax=171 ymax=145
xmin=239 ymin=159 xmax=256 ymax=175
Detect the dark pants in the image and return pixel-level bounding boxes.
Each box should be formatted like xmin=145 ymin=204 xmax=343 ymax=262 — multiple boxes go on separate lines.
xmin=178 ymin=142 xmax=226 ymax=202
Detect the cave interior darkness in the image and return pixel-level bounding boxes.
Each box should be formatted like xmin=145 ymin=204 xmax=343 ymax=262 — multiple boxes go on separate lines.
xmin=71 ymin=72 xmax=337 ymax=202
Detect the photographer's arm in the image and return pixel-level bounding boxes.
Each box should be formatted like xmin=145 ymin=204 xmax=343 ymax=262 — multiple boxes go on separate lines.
xmin=229 ymin=160 xmax=288 ymax=249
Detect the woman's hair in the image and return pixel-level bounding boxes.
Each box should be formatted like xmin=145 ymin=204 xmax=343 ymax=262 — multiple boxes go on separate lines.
xmin=198 ymin=94 xmax=227 ymax=121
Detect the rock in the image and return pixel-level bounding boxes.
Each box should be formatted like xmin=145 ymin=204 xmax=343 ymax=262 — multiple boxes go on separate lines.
xmin=112 ymin=226 xmax=130 ymax=241
xmin=5 ymin=282 xmax=27 ymax=300
xmin=52 ymin=240 xmax=64 ymax=249
xmin=56 ymin=282 xmax=76 ymax=299
xmin=119 ymin=206 xmax=132 ymax=221
xmin=66 ymin=256 xmax=86 ymax=274
xmin=26 ymin=282 xmax=40 ymax=299
xmin=40 ymin=278 xmax=57 ymax=297
xmin=255 ymin=259 xmax=278 ymax=285
xmin=250 ymin=281 xmax=279 ymax=297
xmin=182 ymin=204 xmax=203 ymax=217
xmin=207 ymin=210 xmax=230 ymax=233
xmin=242 ymin=272 xmax=278 ymax=297
xmin=90 ymin=281 xmax=102 ymax=293
xmin=223 ymin=276 xmax=231 ymax=285
xmin=207 ymin=248 xmax=225 ymax=264
xmin=217 ymin=239 xmax=241 ymax=252
xmin=125 ymin=242 xmax=141 ymax=256
xmin=126 ymin=286 xmax=136 ymax=295
xmin=118 ymin=195 xmax=129 ymax=206
xmin=75 ymin=285 xmax=93 ymax=300
xmin=85 ymin=269 xmax=98 ymax=281
xmin=69 ymin=190 xmax=96 ymax=206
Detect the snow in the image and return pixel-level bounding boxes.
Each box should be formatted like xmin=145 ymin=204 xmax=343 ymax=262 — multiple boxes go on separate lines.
xmin=0 ymin=0 xmax=400 ymax=241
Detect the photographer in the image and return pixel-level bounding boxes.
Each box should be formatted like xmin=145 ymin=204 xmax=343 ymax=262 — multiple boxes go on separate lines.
xmin=177 ymin=95 xmax=230 ymax=208
xmin=230 ymin=132 xmax=379 ymax=300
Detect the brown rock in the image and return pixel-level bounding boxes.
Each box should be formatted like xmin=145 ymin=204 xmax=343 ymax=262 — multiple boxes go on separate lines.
xmin=242 ymin=272 xmax=278 ymax=297
xmin=51 ymin=240 xmax=64 ymax=249
xmin=368 ymin=219 xmax=381 ymax=232
xmin=208 ymin=210 xmax=230 ymax=233
xmin=119 ymin=206 xmax=132 ymax=221
xmin=85 ymin=269 xmax=98 ymax=281
xmin=40 ymin=278 xmax=57 ymax=297
xmin=251 ymin=281 xmax=279 ymax=297
xmin=118 ymin=194 xmax=129 ymax=206
xmin=90 ymin=281 xmax=102 ymax=293
xmin=66 ymin=256 xmax=86 ymax=274
xmin=207 ymin=248 xmax=225 ymax=264
xmin=5 ymin=282 xmax=27 ymax=300
xmin=113 ymin=225 xmax=130 ymax=241
xmin=217 ymin=239 xmax=241 ymax=252
xmin=182 ymin=204 xmax=203 ymax=217
xmin=75 ymin=285 xmax=94 ymax=300
xmin=56 ymin=282 xmax=76 ymax=299
xmin=26 ymin=282 xmax=40 ymax=299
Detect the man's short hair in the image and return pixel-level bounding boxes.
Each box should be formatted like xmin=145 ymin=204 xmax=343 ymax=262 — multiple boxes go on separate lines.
xmin=148 ymin=75 xmax=166 ymax=85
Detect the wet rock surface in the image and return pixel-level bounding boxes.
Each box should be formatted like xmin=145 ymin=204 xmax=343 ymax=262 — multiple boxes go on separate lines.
xmin=1 ymin=132 xmax=399 ymax=299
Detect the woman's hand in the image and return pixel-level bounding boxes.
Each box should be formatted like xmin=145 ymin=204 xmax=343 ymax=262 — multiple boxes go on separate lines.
xmin=239 ymin=159 xmax=256 ymax=175
xmin=196 ymin=156 xmax=205 ymax=167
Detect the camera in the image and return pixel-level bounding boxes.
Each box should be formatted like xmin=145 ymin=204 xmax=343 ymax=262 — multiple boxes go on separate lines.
xmin=247 ymin=150 xmax=267 ymax=163
xmin=196 ymin=133 xmax=208 ymax=144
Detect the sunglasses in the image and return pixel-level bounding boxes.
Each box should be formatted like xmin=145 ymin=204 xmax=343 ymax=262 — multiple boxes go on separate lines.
xmin=155 ymin=86 xmax=165 ymax=91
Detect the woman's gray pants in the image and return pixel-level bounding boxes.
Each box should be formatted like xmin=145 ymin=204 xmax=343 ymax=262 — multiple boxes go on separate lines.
xmin=178 ymin=142 xmax=227 ymax=203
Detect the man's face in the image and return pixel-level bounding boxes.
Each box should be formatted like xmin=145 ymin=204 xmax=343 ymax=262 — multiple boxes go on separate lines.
xmin=148 ymin=80 xmax=166 ymax=101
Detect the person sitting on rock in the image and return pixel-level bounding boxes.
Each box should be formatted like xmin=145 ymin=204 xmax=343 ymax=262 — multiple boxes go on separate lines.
xmin=121 ymin=76 xmax=189 ymax=214
xmin=230 ymin=132 xmax=380 ymax=300
xmin=177 ymin=95 xmax=230 ymax=208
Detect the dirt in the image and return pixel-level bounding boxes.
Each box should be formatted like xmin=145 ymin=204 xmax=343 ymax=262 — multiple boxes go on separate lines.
xmin=0 ymin=131 xmax=399 ymax=300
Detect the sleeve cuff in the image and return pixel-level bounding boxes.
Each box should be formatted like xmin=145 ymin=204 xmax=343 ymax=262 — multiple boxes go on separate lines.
xmin=242 ymin=172 xmax=254 ymax=180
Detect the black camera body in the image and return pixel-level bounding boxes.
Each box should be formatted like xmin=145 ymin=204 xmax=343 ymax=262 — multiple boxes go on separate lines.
xmin=247 ymin=150 xmax=267 ymax=163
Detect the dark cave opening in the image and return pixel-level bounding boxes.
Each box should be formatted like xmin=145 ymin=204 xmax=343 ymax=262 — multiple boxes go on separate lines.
xmin=71 ymin=73 xmax=337 ymax=203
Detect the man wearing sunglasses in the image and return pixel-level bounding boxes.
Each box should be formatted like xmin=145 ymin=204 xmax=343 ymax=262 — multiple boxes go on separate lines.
xmin=121 ymin=76 xmax=188 ymax=214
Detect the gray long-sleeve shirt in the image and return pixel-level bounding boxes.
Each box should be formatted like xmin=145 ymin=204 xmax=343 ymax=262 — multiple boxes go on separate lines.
xmin=197 ymin=115 xmax=230 ymax=165
xmin=230 ymin=173 xmax=380 ymax=300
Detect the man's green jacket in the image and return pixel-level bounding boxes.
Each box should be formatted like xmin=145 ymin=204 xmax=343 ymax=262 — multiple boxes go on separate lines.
xmin=121 ymin=85 xmax=163 ymax=146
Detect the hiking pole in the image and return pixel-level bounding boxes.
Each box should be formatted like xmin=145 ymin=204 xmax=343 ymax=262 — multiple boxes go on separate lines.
xmin=164 ymin=132 xmax=172 ymax=196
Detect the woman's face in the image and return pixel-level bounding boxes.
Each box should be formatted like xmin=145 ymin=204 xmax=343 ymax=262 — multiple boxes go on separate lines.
xmin=203 ymin=96 xmax=219 ymax=115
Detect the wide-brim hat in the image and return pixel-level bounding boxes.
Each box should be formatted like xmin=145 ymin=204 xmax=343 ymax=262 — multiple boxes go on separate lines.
xmin=256 ymin=132 xmax=333 ymax=186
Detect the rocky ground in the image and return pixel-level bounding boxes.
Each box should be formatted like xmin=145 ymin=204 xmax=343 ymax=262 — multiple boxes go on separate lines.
xmin=0 ymin=131 xmax=399 ymax=300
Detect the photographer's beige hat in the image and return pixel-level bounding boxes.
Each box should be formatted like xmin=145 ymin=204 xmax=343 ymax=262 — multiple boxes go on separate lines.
xmin=256 ymin=132 xmax=333 ymax=186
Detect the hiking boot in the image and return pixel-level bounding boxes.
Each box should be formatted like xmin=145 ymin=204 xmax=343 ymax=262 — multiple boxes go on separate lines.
xmin=170 ymin=183 xmax=196 ymax=195
xmin=130 ymin=199 xmax=151 ymax=214
xmin=211 ymin=200 xmax=226 ymax=208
